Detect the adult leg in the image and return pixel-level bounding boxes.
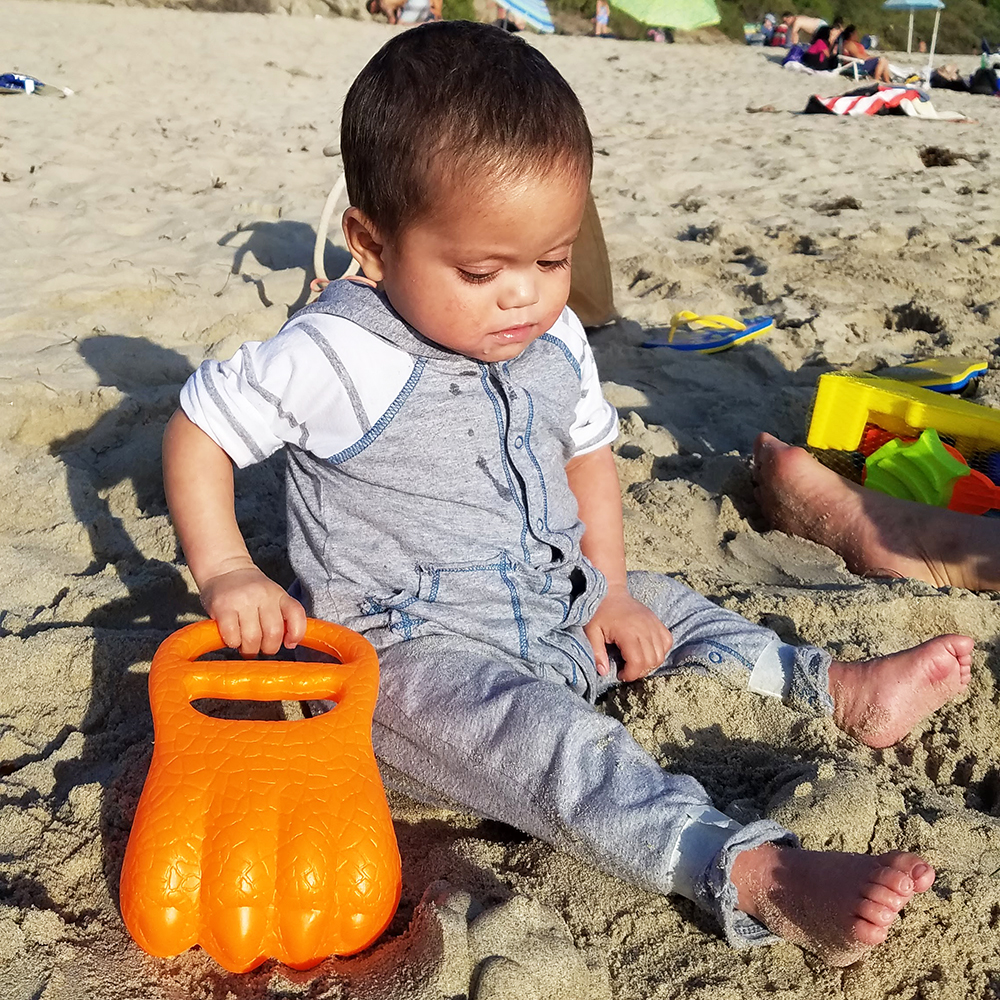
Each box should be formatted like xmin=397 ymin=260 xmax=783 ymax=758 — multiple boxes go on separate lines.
xmin=754 ymin=432 xmax=1000 ymax=591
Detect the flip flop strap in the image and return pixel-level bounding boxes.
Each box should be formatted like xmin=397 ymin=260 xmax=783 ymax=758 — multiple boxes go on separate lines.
xmin=667 ymin=312 xmax=746 ymax=343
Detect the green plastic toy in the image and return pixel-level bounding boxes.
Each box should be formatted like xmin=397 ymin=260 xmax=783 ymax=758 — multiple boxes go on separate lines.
xmin=864 ymin=428 xmax=970 ymax=506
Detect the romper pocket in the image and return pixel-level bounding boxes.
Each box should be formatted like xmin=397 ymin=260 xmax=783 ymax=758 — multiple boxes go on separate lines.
xmin=414 ymin=551 xmax=561 ymax=661
xmin=360 ymin=588 xmax=430 ymax=641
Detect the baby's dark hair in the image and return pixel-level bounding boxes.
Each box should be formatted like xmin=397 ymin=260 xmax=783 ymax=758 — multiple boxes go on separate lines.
xmin=341 ymin=21 xmax=593 ymax=237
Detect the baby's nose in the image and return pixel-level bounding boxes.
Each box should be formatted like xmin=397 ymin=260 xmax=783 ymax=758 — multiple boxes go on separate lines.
xmin=498 ymin=274 xmax=539 ymax=310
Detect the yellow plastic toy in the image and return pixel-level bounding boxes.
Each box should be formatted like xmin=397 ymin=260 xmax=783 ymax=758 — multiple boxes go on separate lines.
xmin=807 ymin=372 xmax=1000 ymax=463
xmin=119 ymin=619 xmax=401 ymax=973
xmin=874 ymin=357 xmax=988 ymax=393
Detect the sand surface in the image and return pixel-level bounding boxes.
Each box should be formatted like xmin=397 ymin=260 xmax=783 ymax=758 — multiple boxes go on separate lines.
xmin=3 ymin=2 xmax=1000 ymax=996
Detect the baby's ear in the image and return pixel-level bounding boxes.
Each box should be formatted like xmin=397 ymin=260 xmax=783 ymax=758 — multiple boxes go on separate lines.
xmin=342 ymin=208 xmax=386 ymax=282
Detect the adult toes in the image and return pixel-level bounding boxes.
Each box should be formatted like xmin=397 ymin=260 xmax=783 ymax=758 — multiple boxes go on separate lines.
xmin=752 ymin=432 xmax=781 ymax=473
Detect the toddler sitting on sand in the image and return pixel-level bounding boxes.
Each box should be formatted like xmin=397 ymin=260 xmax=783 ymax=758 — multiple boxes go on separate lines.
xmin=162 ymin=22 xmax=972 ymax=966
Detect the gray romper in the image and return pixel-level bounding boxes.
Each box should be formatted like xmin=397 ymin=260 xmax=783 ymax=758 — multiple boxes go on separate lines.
xmin=180 ymin=280 xmax=835 ymax=947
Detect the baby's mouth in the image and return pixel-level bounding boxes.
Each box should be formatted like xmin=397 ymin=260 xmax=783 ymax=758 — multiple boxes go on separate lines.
xmin=494 ymin=323 xmax=534 ymax=342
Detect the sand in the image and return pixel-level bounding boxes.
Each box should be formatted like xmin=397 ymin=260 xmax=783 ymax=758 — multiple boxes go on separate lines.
xmin=3 ymin=2 xmax=1000 ymax=996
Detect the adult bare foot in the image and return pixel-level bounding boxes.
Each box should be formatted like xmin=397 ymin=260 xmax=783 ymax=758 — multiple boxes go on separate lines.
xmin=731 ymin=845 xmax=934 ymax=966
xmin=752 ymin=432 xmax=961 ymax=587
xmin=829 ymin=635 xmax=972 ymax=748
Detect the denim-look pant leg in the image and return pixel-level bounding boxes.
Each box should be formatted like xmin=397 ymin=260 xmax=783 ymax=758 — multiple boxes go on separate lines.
xmin=370 ymin=632 xmax=796 ymax=948
xmin=568 ymin=570 xmax=836 ymax=942
xmin=621 ymin=571 xmax=835 ymax=717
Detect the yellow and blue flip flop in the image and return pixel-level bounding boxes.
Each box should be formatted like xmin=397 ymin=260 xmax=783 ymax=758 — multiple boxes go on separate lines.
xmin=873 ymin=357 xmax=988 ymax=394
xmin=642 ymin=312 xmax=774 ymax=353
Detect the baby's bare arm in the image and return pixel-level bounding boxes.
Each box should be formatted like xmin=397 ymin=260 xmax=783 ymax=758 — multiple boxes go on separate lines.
xmin=162 ymin=410 xmax=306 ymax=655
xmin=566 ymin=445 xmax=672 ymax=680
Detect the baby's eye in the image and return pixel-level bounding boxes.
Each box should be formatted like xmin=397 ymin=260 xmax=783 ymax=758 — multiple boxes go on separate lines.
xmin=458 ymin=269 xmax=498 ymax=284
xmin=538 ymin=258 xmax=570 ymax=271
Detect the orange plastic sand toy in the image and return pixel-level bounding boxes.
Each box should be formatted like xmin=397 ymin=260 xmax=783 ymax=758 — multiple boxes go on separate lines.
xmin=119 ymin=619 xmax=401 ymax=973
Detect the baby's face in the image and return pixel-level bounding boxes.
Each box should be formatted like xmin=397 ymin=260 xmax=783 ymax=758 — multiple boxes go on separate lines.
xmin=377 ymin=168 xmax=588 ymax=364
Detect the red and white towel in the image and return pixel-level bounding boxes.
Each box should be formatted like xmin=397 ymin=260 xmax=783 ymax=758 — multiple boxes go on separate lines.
xmin=805 ymin=87 xmax=969 ymax=120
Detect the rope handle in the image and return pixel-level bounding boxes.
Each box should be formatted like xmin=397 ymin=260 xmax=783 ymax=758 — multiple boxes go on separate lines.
xmin=311 ymin=172 xmax=360 ymax=295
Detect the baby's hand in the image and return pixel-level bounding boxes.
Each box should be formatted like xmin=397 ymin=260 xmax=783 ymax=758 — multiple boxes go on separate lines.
xmin=584 ymin=586 xmax=673 ymax=682
xmin=199 ymin=565 xmax=307 ymax=657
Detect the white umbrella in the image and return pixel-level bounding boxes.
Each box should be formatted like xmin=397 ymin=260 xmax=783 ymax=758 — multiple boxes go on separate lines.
xmin=883 ymin=0 xmax=945 ymax=80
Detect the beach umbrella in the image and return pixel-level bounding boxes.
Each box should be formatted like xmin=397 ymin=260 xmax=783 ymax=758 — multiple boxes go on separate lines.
xmin=883 ymin=0 xmax=944 ymax=64
xmin=609 ymin=0 xmax=719 ymax=32
xmin=497 ymin=0 xmax=555 ymax=33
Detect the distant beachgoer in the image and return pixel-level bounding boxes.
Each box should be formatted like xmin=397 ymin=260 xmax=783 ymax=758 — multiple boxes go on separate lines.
xmin=366 ymin=0 xmax=438 ymax=23
xmin=842 ymin=24 xmax=893 ymax=82
xmin=397 ymin=0 xmax=440 ymax=23
xmin=755 ymin=433 xmax=1000 ymax=592
xmin=366 ymin=0 xmax=404 ymax=22
xmin=593 ymin=0 xmax=611 ymax=36
xmin=495 ymin=3 xmax=527 ymax=30
xmin=801 ymin=23 xmax=843 ymax=71
xmin=782 ymin=11 xmax=826 ymax=45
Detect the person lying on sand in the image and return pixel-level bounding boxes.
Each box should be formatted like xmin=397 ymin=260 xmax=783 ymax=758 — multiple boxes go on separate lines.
xmin=162 ymin=23 xmax=971 ymax=968
xmin=756 ymin=432 xmax=1000 ymax=591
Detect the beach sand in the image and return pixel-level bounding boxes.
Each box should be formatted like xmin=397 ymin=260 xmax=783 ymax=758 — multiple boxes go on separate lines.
xmin=3 ymin=2 xmax=1000 ymax=996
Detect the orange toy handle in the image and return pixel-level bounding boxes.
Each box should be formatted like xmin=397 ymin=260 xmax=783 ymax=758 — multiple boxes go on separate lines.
xmin=149 ymin=618 xmax=380 ymax=728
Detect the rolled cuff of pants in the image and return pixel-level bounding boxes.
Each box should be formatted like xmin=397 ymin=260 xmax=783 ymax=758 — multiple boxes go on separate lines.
xmin=787 ymin=644 xmax=834 ymax=716
xmin=749 ymin=639 xmax=834 ymax=716
xmin=672 ymin=813 xmax=800 ymax=947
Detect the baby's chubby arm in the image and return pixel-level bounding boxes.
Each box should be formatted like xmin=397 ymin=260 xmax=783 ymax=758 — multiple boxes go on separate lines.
xmin=162 ymin=410 xmax=306 ymax=656
xmin=566 ymin=444 xmax=672 ymax=682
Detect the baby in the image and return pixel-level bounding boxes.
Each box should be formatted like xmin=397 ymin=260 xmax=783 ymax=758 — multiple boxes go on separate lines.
xmin=163 ymin=21 xmax=972 ymax=966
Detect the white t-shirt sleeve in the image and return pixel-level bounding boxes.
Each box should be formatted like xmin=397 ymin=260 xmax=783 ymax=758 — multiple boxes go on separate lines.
xmin=179 ymin=314 xmax=416 ymax=468
xmin=558 ymin=308 xmax=619 ymax=456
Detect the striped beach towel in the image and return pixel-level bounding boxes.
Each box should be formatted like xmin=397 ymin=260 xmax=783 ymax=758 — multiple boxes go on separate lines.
xmin=804 ymin=86 xmax=969 ymax=120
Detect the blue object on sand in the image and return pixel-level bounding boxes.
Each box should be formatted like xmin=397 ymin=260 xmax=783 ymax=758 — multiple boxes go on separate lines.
xmin=0 ymin=73 xmax=73 ymax=96
xmin=642 ymin=313 xmax=774 ymax=353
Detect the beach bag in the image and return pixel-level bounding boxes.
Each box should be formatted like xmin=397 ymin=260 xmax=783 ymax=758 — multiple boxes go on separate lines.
xmin=782 ymin=44 xmax=806 ymax=65
xmin=568 ymin=192 xmax=617 ymax=328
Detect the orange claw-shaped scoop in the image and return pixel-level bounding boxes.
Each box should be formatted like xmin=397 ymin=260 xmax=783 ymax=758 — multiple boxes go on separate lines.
xmin=119 ymin=619 xmax=401 ymax=973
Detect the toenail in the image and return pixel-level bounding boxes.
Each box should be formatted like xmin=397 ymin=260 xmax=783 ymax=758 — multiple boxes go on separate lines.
xmin=899 ymin=876 xmax=913 ymax=893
